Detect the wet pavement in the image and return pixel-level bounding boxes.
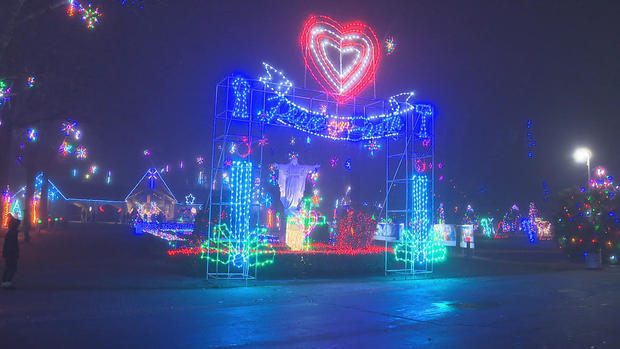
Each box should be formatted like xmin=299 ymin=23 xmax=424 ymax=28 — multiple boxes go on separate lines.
xmin=1 ymin=223 xmax=618 ymax=348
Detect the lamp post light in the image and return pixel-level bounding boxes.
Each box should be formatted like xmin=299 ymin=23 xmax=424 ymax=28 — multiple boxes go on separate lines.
xmin=573 ymin=147 xmax=592 ymax=188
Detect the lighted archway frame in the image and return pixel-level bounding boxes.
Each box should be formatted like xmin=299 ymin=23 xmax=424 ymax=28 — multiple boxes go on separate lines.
xmin=301 ymin=15 xmax=381 ymax=104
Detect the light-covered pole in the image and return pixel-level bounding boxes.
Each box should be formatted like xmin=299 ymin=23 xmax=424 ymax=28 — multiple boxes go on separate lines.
xmin=573 ymin=147 xmax=592 ymax=188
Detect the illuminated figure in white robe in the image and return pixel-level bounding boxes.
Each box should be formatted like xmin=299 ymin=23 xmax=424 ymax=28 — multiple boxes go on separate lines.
xmin=275 ymin=158 xmax=319 ymax=249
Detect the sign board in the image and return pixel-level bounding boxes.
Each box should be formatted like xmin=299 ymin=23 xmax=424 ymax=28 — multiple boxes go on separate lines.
xmin=434 ymin=224 xmax=457 ymax=246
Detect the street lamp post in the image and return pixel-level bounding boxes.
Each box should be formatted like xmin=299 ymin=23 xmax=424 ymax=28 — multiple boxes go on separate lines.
xmin=573 ymin=147 xmax=592 ymax=188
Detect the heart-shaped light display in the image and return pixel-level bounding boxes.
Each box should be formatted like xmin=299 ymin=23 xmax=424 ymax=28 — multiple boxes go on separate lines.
xmin=300 ymin=15 xmax=381 ymax=104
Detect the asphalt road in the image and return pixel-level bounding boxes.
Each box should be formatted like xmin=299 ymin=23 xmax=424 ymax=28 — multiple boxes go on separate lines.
xmin=1 ymin=223 xmax=618 ymax=348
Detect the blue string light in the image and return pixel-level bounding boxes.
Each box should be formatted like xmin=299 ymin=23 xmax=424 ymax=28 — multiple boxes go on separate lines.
xmin=231 ymin=77 xmax=250 ymax=119
xmin=230 ymin=160 xmax=253 ymax=267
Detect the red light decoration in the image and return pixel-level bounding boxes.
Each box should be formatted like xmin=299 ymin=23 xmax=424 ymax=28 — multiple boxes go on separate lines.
xmin=336 ymin=209 xmax=377 ymax=250
xmin=300 ymin=15 xmax=381 ymax=104
xmin=167 ymin=243 xmax=392 ymax=257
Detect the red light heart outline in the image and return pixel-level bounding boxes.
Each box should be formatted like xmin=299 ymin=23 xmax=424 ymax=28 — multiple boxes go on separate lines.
xmin=301 ymin=15 xmax=381 ymax=104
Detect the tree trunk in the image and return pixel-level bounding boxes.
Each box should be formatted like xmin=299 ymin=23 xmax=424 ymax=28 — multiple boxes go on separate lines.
xmin=40 ymin=171 xmax=48 ymax=223
xmin=0 ymin=121 xmax=13 ymax=226
xmin=23 ymin=165 xmax=36 ymax=242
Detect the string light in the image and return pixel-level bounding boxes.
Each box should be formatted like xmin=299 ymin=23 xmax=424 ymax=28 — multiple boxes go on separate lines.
xmin=300 ymin=15 xmax=381 ymax=103
xmin=526 ymin=119 xmax=535 ymax=159
xmin=119 ymin=0 xmax=145 ymax=8
xmin=229 ymin=161 xmax=253 ymax=266
xmin=258 ymin=63 xmax=421 ymax=141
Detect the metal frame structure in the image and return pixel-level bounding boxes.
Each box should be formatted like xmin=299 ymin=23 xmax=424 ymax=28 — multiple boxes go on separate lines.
xmin=207 ymin=75 xmax=434 ymax=280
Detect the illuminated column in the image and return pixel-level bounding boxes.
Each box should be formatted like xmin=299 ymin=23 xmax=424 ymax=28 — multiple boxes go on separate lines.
xmin=231 ymin=77 xmax=250 ymax=119
xmin=2 ymin=190 xmax=10 ymax=228
xmin=412 ymin=174 xmax=430 ymax=262
xmin=230 ymin=161 xmax=252 ymax=266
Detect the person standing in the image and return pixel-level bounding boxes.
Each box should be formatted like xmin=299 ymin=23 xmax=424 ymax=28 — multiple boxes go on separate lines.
xmin=2 ymin=214 xmax=20 ymax=289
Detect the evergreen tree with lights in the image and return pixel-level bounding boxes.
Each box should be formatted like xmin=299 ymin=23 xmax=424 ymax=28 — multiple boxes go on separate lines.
xmin=555 ymin=166 xmax=619 ymax=262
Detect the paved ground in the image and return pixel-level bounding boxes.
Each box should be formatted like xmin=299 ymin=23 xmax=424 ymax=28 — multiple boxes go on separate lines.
xmin=1 ymin=223 xmax=618 ymax=348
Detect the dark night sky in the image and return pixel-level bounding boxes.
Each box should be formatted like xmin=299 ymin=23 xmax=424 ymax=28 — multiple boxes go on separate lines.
xmin=2 ymin=0 xmax=619 ymax=216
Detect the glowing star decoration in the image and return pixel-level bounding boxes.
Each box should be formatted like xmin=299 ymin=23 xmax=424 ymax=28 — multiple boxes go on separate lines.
xmin=58 ymin=141 xmax=73 ymax=157
xmin=344 ymin=158 xmax=352 ymax=171
xmin=267 ymin=163 xmax=278 ymax=185
xmin=105 ymin=170 xmax=112 ymax=185
xmin=185 ymin=193 xmax=195 ymax=205
xmin=288 ymin=151 xmax=299 ymax=160
xmin=75 ymin=146 xmax=87 ymax=160
xmin=363 ymin=139 xmax=381 ymax=156
xmin=89 ymin=165 xmax=98 ymax=175
xmin=290 ymin=136 xmax=296 ymax=145
xmin=330 ymin=157 xmax=338 ymax=168
xmin=196 ymin=156 xmax=204 ymax=165
xmin=143 ymin=149 xmax=150 ymax=157
xmin=27 ymin=128 xmax=37 ymax=142
xmin=26 ymin=75 xmax=36 ymax=88
xmin=61 ymin=120 xmax=78 ymax=136
xmin=81 ymin=3 xmax=103 ymax=30
xmin=526 ymin=119 xmax=536 ymax=159
xmin=300 ymin=15 xmax=381 ymax=103
xmin=385 ymin=36 xmax=396 ymax=55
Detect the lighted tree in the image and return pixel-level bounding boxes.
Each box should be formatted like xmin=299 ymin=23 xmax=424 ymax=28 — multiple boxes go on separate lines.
xmin=555 ymin=166 xmax=619 ymax=257
xmin=462 ymin=204 xmax=478 ymax=229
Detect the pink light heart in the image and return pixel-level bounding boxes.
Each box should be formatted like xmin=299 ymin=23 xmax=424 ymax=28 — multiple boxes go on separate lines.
xmin=301 ymin=15 xmax=381 ymax=104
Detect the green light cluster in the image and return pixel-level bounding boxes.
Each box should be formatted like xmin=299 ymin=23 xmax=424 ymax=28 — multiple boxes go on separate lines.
xmin=201 ymin=224 xmax=275 ymax=268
